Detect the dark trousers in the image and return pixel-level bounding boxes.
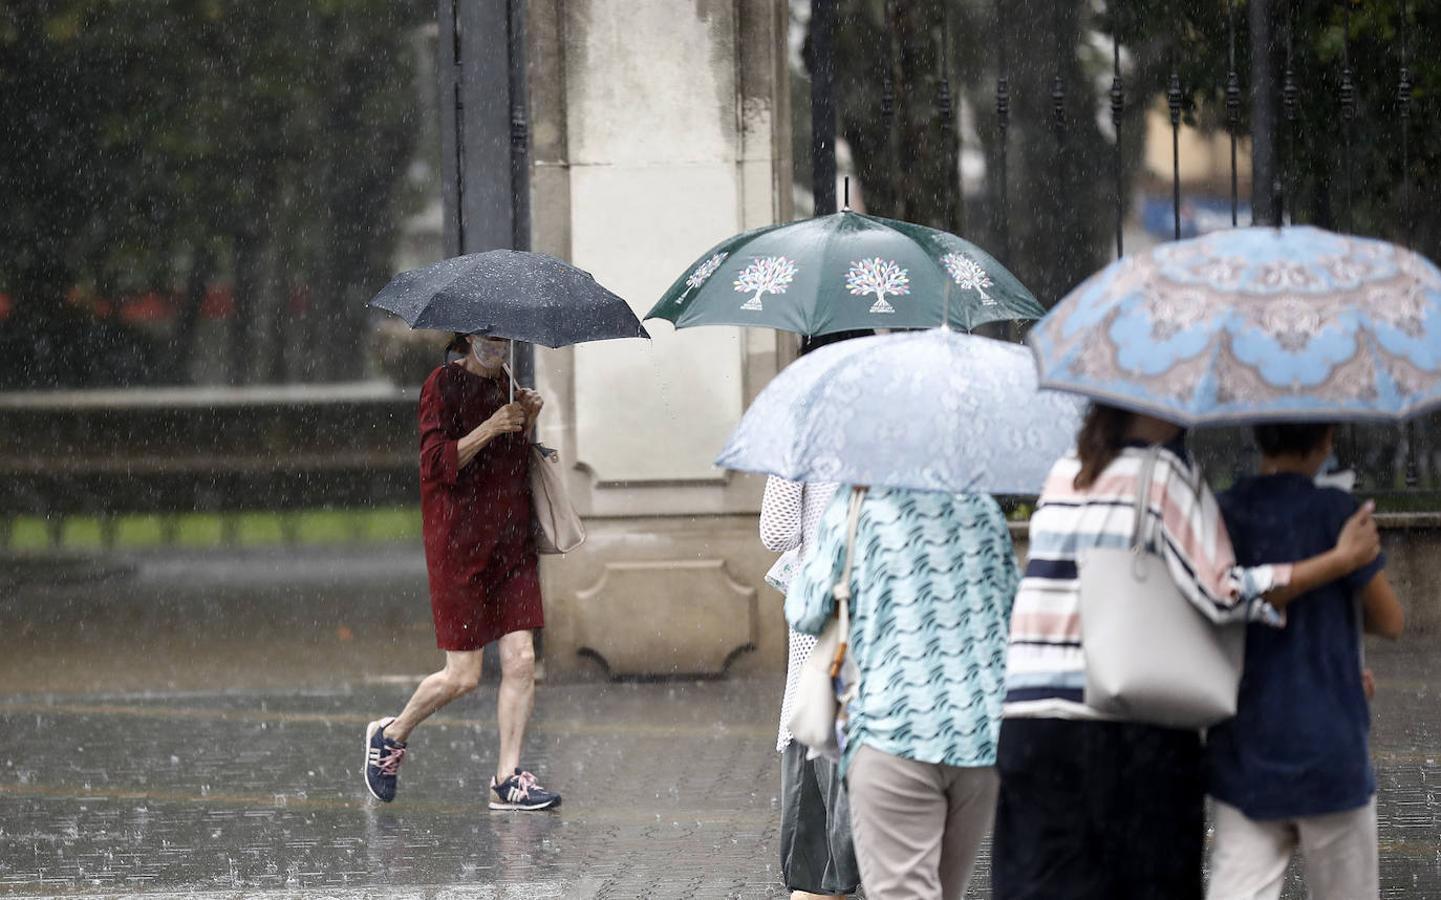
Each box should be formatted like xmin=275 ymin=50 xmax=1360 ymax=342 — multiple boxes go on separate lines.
xmin=780 ymin=742 xmax=861 ymax=895
xmin=991 ymin=717 xmax=1205 ymax=900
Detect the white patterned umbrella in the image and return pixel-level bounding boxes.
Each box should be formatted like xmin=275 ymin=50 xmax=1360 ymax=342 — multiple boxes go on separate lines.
xmin=716 ymin=329 xmax=1083 ymax=495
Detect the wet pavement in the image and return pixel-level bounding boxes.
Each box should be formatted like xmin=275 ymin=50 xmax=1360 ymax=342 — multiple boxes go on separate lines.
xmin=1 ymin=681 xmax=790 ymax=898
xmin=4 ymin=548 xmax=1441 ymax=898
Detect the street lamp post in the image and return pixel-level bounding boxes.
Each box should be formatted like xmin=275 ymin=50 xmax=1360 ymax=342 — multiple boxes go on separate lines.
xmin=810 ymin=0 xmax=838 ymax=216
xmin=436 ymin=0 xmax=533 ymax=385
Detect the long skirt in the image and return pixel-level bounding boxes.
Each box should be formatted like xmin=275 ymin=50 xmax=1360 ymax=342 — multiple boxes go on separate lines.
xmin=780 ymin=742 xmax=861 ymax=895
xmin=991 ymin=717 xmax=1205 ymax=900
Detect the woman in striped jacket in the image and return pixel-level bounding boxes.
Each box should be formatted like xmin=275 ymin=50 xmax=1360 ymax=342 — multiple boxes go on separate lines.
xmin=990 ymin=404 xmax=1381 ymax=900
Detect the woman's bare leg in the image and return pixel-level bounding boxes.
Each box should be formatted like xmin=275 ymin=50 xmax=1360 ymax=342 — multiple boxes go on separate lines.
xmin=495 ymin=630 xmax=536 ymax=778
xmin=385 ymin=650 xmax=484 ymax=743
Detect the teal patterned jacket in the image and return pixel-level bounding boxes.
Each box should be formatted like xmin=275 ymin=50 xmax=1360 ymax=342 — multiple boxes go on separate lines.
xmin=787 ymin=487 xmax=1020 ymax=776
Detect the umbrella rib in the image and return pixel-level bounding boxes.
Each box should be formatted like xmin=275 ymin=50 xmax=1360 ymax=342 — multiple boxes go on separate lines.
xmin=811 ymin=213 xmax=851 ymax=336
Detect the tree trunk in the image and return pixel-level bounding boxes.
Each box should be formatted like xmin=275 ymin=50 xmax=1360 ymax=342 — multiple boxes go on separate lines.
xmin=171 ymin=246 xmax=214 ymax=384
xmin=892 ymin=0 xmax=949 ymax=229
xmin=1250 ymin=0 xmax=1280 ymax=226
xmin=230 ymin=231 xmax=261 ymax=385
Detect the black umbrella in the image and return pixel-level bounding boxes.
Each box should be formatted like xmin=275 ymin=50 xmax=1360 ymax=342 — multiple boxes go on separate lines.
xmin=369 ymin=250 xmax=649 ymax=348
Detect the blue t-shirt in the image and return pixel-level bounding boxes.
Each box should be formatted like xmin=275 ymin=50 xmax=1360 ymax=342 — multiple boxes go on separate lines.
xmin=1208 ymin=473 xmax=1385 ymax=820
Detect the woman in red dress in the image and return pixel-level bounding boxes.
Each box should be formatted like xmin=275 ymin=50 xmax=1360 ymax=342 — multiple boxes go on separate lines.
xmin=363 ymin=333 xmax=561 ymax=811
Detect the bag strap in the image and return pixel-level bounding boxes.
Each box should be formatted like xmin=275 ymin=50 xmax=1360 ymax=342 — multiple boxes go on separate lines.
xmin=1131 ymin=444 xmax=1206 ymax=555
xmin=828 ymin=486 xmax=867 ymax=678
xmin=1131 ymin=446 xmax=1162 ymax=552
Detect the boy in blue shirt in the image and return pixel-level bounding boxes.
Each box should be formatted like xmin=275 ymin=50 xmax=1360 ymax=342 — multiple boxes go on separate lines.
xmin=1207 ymin=423 xmax=1405 ymax=900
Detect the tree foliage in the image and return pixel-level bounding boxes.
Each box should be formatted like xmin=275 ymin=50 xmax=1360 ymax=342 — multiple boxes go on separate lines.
xmin=1111 ymin=0 xmax=1441 ymax=253
xmin=0 ymin=0 xmax=431 ymax=388
xmin=809 ymin=0 xmax=1440 ymax=307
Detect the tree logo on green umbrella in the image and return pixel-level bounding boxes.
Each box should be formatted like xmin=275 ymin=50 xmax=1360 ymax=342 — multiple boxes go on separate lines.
xmin=942 ymin=252 xmax=996 ymax=306
xmin=734 ymin=256 xmax=798 ymax=311
xmin=678 ymin=252 xmax=729 ymax=303
xmin=846 ymin=257 xmax=910 ymax=313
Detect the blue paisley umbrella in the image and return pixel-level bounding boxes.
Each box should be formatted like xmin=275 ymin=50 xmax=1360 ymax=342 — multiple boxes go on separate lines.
xmin=1030 ymin=226 xmax=1441 ymax=425
xmin=715 ymin=329 xmax=1083 ymax=494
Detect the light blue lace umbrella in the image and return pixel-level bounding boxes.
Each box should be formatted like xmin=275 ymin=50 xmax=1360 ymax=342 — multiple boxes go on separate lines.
xmin=715 ymin=330 xmax=1082 ymax=494
xmin=1030 ymin=226 xmax=1441 ymax=425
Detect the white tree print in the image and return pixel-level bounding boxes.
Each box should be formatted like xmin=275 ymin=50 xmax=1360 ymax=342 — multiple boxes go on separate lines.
xmin=733 ymin=255 xmax=798 ymax=311
xmin=942 ymin=252 xmax=996 ymax=306
xmin=846 ymin=257 xmax=910 ymax=313
xmin=677 ymin=252 xmax=728 ymax=303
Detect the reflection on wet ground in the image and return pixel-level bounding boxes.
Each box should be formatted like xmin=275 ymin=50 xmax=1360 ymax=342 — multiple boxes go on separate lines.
xmin=3 ymin=549 xmax=1440 ymax=897
xmin=1 ymin=682 xmax=788 ymax=898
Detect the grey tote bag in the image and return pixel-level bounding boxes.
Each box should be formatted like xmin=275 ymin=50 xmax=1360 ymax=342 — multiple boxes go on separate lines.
xmin=1077 ymin=448 xmax=1245 ymax=729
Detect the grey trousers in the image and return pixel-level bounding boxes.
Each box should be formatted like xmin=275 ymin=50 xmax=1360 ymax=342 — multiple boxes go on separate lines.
xmin=1206 ymin=797 xmax=1379 ymax=900
xmin=846 ymin=744 xmax=999 ymax=900
xmin=780 ymin=742 xmax=861 ymax=895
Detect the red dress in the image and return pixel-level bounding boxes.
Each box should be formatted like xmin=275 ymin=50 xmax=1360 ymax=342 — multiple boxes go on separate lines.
xmin=419 ymin=363 xmax=543 ymax=650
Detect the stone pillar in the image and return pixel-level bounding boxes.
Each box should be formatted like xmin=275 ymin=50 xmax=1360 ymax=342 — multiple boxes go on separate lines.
xmin=527 ymin=0 xmax=794 ymax=678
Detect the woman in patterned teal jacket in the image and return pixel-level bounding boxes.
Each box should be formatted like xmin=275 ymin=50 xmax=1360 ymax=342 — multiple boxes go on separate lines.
xmin=787 ymin=486 xmax=1020 ymax=900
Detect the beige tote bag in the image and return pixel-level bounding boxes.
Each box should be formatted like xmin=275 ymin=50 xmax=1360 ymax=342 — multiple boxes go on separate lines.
xmin=1078 ymin=448 xmax=1245 ymax=729
xmin=529 ymin=444 xmax=585 ymax=555
xmin=786 ymin=487 xmax=865 ymax=756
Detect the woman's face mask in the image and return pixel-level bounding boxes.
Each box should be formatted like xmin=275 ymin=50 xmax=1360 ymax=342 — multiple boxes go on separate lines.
xmin=471 ymin=338 xmax=508 ymax=368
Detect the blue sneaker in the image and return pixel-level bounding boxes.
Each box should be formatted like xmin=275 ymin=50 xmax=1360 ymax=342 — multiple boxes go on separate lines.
xmin=489 ymin=768 xmax=561 ymax=811
xmin=363 ymin=717 xmax=407 ymax=802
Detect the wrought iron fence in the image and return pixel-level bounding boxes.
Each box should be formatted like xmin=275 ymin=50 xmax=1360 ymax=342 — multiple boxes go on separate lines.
xmin=811 ymin=0 xmax=1435 ymax=501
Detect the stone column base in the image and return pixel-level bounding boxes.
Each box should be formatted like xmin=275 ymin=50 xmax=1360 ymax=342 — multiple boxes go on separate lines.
xmin=539 ymin=514 xmax=785 ymax=679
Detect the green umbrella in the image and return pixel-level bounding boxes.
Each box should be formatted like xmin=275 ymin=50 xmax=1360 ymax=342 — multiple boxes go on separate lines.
xmin=646 ymin=210 xmax=1043 ymax=335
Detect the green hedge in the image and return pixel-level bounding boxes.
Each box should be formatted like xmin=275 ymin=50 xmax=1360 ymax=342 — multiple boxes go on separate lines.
xmin=6 ymin=508 xmax=422 ymax=551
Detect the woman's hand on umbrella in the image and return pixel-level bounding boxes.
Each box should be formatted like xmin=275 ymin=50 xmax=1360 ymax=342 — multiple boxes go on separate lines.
xmin=479 ymin=403 xmax=528 ymax=439
xmin=517 ymin=388 xmax=544 ymax=425
xmin=457 ymin=403 xmax=528 ymax=469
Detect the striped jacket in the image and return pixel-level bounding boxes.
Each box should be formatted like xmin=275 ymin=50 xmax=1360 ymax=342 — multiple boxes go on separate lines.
xmin=788 ymin=487 xmax=1020 ymax=775
xmin=1004 ymin=446 xmax=1291 ymax=720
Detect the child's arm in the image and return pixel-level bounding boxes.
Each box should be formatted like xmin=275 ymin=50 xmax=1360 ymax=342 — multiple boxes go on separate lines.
xmin=1360 ymin=571 xmax=1404 ymax=640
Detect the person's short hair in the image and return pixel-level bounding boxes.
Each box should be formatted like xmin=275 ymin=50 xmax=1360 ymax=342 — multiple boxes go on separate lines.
xmin=1252 ymin=423 xmax=1335 ymax=457
xmin=799 ymin=329 xmax=873 ymax=356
